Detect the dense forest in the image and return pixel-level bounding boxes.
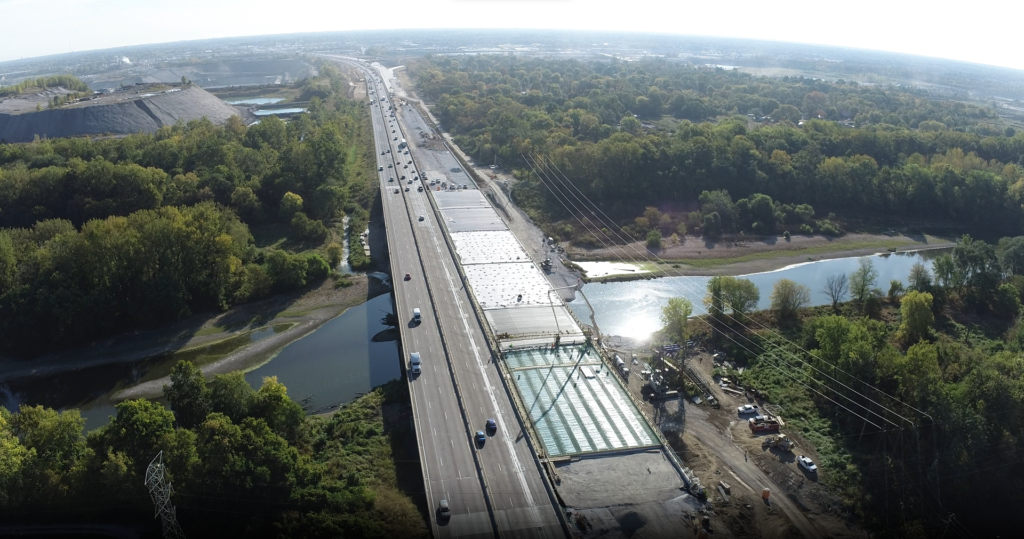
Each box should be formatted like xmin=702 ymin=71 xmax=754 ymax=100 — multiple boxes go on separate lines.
xmin=657 ymin=234 xmax=1024 ymax=536
xmin=411 ymin=56 xmax=1024 ymax=241
xmin=0 ymin=64 xmax=377 ymax=355
xmin=0 ymin=362 xmax=426 ymax=538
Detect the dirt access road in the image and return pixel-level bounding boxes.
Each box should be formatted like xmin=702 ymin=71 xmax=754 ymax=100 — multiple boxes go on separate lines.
xmin=685 ymin=403 xmax=820 ymax=538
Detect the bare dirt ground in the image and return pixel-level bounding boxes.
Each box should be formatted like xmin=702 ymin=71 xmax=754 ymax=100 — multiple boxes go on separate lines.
xmin=572 ymin=233 xmax=953 ymax=277
xmin=0 ymin=275 xmax=385 ymax=397
xmin=614 ymin=349 xmax=865 ymax=539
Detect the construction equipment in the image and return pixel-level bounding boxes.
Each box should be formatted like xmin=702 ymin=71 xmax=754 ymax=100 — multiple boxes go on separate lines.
xmin=761 ymin=434 xmax=796 ymax=451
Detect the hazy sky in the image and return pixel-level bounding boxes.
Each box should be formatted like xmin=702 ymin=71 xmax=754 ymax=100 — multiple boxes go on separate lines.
xmin=3 ymin=0 xmax=1023 ymax=71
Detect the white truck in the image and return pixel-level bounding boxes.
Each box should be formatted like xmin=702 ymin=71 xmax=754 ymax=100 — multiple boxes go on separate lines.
xmin=409 ymin=352 xmax=421 ymax=374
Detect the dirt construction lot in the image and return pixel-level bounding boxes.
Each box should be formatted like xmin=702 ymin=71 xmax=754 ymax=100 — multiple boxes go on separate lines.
xmin=618 ymin=349 xmax=864 ymax=538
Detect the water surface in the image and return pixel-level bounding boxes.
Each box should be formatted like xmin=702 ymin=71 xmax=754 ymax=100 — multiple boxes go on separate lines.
xmin=253 ymin=107 xmax=306 ymax=116
xmin=1 ymin=295 xmax=398 ymax=430
xmin=244 ymin=293 xmax=399 ymax=414
xmin=224 ymin=97 xmax=284 ymax=105
xmin=569 ymin=249 xmax=951 ymax=341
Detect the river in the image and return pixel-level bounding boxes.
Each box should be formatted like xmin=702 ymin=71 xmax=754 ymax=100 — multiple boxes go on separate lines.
xmin=568 ymin=249 xmax=951 ymax=341
xmin=0 ymin=294 xmax=399 ymax=430
xmin=0 ymin=249 xmax=949 ymax=429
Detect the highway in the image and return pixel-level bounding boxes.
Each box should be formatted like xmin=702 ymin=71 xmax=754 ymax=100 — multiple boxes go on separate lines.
xmin=349 ymin=59 xmax=565 ymax=539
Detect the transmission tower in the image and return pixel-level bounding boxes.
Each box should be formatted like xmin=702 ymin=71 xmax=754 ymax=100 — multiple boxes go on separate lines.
xmin=145 ymin=451 xmax=186 ymax=539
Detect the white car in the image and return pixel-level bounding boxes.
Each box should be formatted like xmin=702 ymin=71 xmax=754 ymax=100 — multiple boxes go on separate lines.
xmin=797 ymin=455 xmax=817 ymax=473
xmin=737 ymin=404 xmax=759 ymax=415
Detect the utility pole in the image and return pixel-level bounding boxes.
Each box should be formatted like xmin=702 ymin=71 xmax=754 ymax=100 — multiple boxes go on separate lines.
xmin=145 ymin=451 xmax=186 ymax=539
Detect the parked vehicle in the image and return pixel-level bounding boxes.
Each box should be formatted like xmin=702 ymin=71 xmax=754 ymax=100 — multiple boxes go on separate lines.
xmin=762 ymin=434 xmax=796 ymax=452
xmin=737 ymin=404 xmax=759 ymax=415
xmin=797 ymin=455 xmax=817 ymax=473
xmin=749 ymin=418 xmax=780 ymax=433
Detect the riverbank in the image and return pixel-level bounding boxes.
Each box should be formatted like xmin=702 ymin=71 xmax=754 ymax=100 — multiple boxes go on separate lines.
xmin=573 ymin=232 xmax=954 ymax=281
xmin=0 ymin=275 xmax=385 ymax=399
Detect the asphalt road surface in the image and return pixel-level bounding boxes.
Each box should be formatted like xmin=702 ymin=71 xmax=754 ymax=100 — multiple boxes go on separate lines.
xmin=350 ymin=59 xmax=564 ymax=539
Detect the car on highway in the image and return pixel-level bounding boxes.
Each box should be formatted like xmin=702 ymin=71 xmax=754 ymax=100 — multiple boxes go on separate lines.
xmin=388 ymin=177 xmax=394 ymax=182
xmin=393 ymin=137 xmax=397 ymax=141
xmin=737 ymin=404 xmax=759 ymax=415
xmin=378 ymin=166 xmax=383 ymax=171
xmin=418 ymin=215 xmax=425 ymax=221
xmin=417 ymin=186 xmax=423 ymax=192
xmin=404 ymin=273 xmax=411 ymax=280
xmin=797 ymin=455 xmax=817 ymax=473
xmin=393 ymin=188 xmax=399 ymax=194
xmin=486 ymin=418 xmax=496 ymax=434
xmin=405 ymin=187 xmax=410 ymax=191
xmin=387 ymin=164 xmax=392 ymax=168
xmin=437 ymin=499 xmax=450 ymax=521
xmin=475 ymin=431 xmax=486 ymax=446
xmin=409 ymin=352 xmax=421 ymax=374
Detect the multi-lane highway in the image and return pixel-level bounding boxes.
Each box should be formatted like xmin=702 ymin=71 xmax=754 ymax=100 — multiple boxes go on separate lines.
xmin=349 ymin=59 xmax=564 ymax=539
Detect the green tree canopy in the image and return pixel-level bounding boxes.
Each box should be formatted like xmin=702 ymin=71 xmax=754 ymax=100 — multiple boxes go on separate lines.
xmin=660 ymin=297 xmax=693 ymax=344
xmin=770 ymin=279 xmax=810 ymax=320
xmin=898 ymin=291 xmax=934 ymax=344
xmin=164 ymin=361 xmax=212 ymax=430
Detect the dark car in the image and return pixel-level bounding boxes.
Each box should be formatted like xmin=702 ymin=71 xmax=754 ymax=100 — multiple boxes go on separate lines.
xmin=404 ymin=273 xmax=411 ymax=280
xmin=475 ymin=431 xmax=486 ymax=446
xmin=437 ymin=499 xmax=450 ymax=521
xmin=486 ymin=418 xmax=496 ymax=434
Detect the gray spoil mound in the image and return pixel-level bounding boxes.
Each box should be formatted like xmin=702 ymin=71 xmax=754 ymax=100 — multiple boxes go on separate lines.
xmin=0 ymin=85 xmax=241 ymax=143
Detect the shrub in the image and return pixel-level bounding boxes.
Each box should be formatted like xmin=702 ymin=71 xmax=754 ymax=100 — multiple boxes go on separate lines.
xmin=291 ymin=212 xmax=328 ymax=241
xmin=783 ymin=230 xmax=791 ymax=240
xmin=646 ymin=230 xmax=662 ymax=250
xmin=799 ymin=224 xmax=813 ymax=235
xmin=305 ymin=254 xmax=330 ymax=282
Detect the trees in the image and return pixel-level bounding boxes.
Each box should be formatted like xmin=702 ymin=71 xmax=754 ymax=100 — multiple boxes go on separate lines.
xmin=164 ymin=361 xmax=212 ymax=430
xmin=280 ymin=192 xmax=305 ymax=220
xmin=849 ymin=258 xmax=879 ymax=304
xmin=1000 ymin=236 xmax=1024 ymax=276
xmin=822 ymin=273 xmax=848 ymax=310
xmin=908 ymin=262 xmax=932 ymax=292
xmin=705 ymin=276 xmax=759 ymax=323
xmin=770 ymin=279 xmax=810 ymax=320
xmin=898 ymin=291 xmax=934 ymax=343
xmin=660 ymin=297 xmax=693 ymax=344
xmin=770 ymin=278 xmax=811 ymax=321
xmin=101 ymin=399 xmax=175 ymax=474
xmin=645 ymin=230 xmax=662 ymax=250
xmin=888 ymin=280 xmax=905 ymax=303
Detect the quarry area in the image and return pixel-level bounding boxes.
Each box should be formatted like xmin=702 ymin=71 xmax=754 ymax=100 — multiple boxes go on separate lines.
xmin=0 ymin=83 xmax=245 ymax=143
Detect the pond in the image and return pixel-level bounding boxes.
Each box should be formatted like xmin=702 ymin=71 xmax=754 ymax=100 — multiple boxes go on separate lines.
xmin=0 ymin=294 xmax=399 ymax=430
xmin=223 ymin=97 xmax=285 ymax=105
xmin=253 ymin=107 xmax=306 ymax=116
xmin=568 ymin=249 xmax=952 ymax=341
